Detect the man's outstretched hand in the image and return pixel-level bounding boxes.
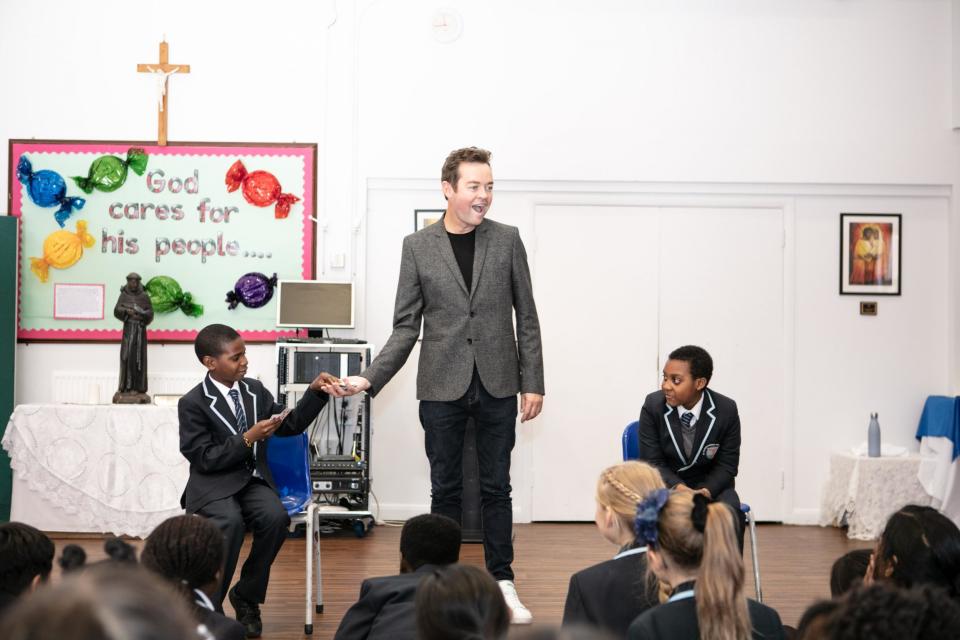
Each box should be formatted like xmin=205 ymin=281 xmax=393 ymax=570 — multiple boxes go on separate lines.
xmin=320 ymin=375 xmax=371 ymax=398
xmin=309 ymin=372 xmax=343 ymax=393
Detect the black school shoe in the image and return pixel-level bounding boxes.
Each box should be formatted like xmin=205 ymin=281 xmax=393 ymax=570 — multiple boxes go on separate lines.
xmin=228 ymin=585 xmax=262 ymax=638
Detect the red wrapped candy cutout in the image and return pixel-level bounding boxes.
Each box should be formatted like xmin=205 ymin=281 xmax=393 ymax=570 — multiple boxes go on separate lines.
xmin=225 ymin=160 xmax=300 ymax=219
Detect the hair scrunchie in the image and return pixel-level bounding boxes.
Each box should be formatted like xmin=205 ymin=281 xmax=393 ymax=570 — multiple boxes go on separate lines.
xmin=635 ymin=488 xmax=670 ymax=547
xmin=691 ymin=493 xmax=710 ymax=533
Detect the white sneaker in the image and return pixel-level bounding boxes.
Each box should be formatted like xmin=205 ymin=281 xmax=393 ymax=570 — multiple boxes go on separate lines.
xmin=497 ymin=580 xmax=533 ymax=624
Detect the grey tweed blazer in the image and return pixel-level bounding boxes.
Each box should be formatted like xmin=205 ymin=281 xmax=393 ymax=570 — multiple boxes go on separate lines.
xmin=361 ymin=216 xmax=544 ymax=402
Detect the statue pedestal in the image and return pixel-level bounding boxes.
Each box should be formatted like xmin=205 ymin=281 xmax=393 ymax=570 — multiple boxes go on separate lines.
xmin=112 ymin=391 xmax=151 ymax=405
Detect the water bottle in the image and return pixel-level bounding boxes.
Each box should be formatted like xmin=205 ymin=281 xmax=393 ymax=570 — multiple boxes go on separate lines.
xmin=868 ymin=412 xmax=881 ymax=457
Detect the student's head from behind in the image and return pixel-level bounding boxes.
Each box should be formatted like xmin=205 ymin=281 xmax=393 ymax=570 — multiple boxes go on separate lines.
xmin=416 ymin=563 xmax=510 ymax=640
xmin=830 ymin=548 xmax=872 ymax=597
xmin=194 ymin=323 xmax=246 ymax=385
xmin=639 ymin=489 xmax=749 ymax=640
xmin=2 ymin=563 xmax=198 ymax=640
xmin=661 ymin=345 xmax=713 ymax=409
xmin=871 ymin=504 xmax=960 ymax=597
xmin=440 ymin=147 xmax=493 ymax=231
xmin=141 ymin=514 xmax=225 ymax=597
xmin=594 ymin=461 xmax=665 ymax=547
xmin=823 ymin=583 xmax=960 ymax=640
xmin=400 ymin=513 xmax=461 ymax=573
xmin=796 ymin=599 xmax=842 ymax=640
xmin=0 ymin=522 xmax=54 ymax=602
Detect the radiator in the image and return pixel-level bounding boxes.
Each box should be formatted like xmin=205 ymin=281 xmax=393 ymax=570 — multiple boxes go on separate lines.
xmin=51 ymin=371 xmax=198 ymax=404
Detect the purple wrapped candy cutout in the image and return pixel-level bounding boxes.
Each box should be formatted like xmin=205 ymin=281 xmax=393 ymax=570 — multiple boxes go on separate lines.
xmin=226 ymin=272 xmax=277 ymax=310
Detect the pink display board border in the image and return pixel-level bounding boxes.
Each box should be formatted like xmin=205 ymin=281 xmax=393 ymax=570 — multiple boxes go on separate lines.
xmin=9 ymin=140 xmax=316 ymax=342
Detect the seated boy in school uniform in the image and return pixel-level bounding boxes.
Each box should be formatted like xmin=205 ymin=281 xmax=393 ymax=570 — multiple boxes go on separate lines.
xmin=334 ymin=513 xmax=462 ymax=640
xmin=178 ymin=323 xmax=338 ymax=638
xmin=637 ymin=344 xmax=745 ymax=543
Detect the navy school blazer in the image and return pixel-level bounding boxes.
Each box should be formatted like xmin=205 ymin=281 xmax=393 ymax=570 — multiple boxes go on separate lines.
xmin=637 ymin=389 xmax=741 ymax=499
xmin=178 ymin=374 xmax=327 ymax=513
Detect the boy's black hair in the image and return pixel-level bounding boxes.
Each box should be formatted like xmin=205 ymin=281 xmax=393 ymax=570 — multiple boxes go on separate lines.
xmin=668 ymin=345 xmax=714 ymax=383
xmin=194 ymin=323 xmax=241 ymax=362
xmin=0 ymin=522 xmax=55 ymax=598
xmin=400 ymin=514 xmax=461 ymax=570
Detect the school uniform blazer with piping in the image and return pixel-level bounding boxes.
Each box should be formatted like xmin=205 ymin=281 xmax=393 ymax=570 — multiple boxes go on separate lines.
xmin=562 ymin=544 xmax=659 ymax=638
xmin=637 ymin=389 xmax=741 ymax=499
xmin=178 ymin=375 xmax=328 ymax=513
xmin=626 ymin=588 xmax=784 ymax=640
xmin=360 ymin=217 xmax=544 ymax=401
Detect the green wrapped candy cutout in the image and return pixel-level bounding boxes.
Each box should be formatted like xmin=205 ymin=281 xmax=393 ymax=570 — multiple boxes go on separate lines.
xmin=145 ymin=275 xmax=203 ymax=317
xmin=72 ymin=148 xmax=149 ymax=194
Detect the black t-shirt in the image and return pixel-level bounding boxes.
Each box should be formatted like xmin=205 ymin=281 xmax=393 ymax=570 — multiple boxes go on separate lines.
xmin=447 ymin=229 xmax=476 ymax=291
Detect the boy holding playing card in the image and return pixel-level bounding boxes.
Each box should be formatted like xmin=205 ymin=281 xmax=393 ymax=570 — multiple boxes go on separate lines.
xmin=178 ymin=323 xmax=338 ymax=637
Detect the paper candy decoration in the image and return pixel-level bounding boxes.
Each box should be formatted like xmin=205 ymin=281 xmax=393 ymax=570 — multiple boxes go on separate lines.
xmin=73 ymin=148 xmax=149 ymax=194
xmin=145 ymin=275 xmax=204 ymax=317
xmin=225 ymin=160 xmax=299 ymax=219
xmin=226 ymin=272 xmax=277 ymax=309
xmin=30 ymin=220 xmax=95 ymax=282
xmin=17 ymin=156 xmax=86 ymax=228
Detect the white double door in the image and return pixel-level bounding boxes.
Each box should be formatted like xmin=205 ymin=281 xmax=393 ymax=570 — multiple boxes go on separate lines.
xmin=528 ymin=204 xmax=785 ymax=522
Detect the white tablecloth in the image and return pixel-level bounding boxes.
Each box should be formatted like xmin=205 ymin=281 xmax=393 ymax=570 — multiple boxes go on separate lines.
xmin=820 ymin=452 xmax=933 ymax=540
xmin=2 ymin=404 xmax=187 ymax=537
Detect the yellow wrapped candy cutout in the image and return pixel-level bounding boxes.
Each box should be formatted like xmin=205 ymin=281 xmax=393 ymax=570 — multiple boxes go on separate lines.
xmin=30 ymin=220 xmax=95 ymax=283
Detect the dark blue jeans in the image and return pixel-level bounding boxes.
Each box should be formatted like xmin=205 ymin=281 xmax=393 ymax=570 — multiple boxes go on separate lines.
xmin=419 ymin=370 xmax=518 ymax=581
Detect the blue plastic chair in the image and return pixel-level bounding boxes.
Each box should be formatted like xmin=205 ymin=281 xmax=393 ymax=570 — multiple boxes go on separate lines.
xmin=267 ymin=432 xmax=323 ymax=633
xmin=268 ymin=432 xmax=313 ymax=516
xmin=621 ymin=421 xmax=763 ymax=602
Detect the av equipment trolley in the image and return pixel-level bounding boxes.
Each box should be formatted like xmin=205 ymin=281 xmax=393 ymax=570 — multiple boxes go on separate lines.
xmin=275 ymin=339 xmax=374 ymax=537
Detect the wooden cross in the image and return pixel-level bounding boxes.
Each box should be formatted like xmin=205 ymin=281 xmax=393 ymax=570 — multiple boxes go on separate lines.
xmin=137 ymin=41 xmax=190 ymax=146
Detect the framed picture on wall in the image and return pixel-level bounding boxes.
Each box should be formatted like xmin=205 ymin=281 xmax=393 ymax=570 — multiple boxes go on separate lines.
xmin=839 ymin=213 xmax=901 ymax=295
xmin=415 ymin=209 xmax=444 ymax=232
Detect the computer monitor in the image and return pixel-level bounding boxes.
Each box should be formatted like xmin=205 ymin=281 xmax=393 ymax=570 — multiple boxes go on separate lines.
xmin=276 ymin=280 xmax=355 ymax=329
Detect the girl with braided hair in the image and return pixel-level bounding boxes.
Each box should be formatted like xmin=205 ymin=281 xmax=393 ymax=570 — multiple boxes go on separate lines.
xmin=562 ymin=461 xmax=664 ymax=637
xmin=628 ymin=490 xmax=783 ymax=640
xmin=140 ymin=515 xmax=246 ymax=640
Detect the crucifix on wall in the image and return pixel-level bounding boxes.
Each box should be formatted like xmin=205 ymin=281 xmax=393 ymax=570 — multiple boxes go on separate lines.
xmin=137 ymin=41 xmax=190 ymax=146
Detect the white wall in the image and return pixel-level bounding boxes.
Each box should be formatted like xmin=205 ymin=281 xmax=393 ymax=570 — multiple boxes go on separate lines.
xmin=1 ymin=0 xmax=956 ymax=524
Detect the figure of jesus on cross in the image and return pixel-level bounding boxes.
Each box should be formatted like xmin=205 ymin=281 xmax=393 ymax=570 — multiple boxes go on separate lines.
xmin=138 ymin=41 xmax=190 ymax=146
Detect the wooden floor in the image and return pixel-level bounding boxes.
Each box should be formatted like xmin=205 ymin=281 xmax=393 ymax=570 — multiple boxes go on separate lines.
xmin=50 ymin=523 xmax=872 ymax=639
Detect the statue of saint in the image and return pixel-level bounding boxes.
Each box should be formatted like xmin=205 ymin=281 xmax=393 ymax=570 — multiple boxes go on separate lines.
xmin=113 ymin=273 xmax=154 ymax=404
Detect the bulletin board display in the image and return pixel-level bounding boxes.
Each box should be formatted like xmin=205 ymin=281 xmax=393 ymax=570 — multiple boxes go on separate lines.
xmin=8 ymin=140 xmax=316 ymax=342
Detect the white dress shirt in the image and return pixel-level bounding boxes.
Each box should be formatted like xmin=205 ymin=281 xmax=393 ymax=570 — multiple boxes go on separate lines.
xmin=208 ymin=375 xmax=260 ymax=478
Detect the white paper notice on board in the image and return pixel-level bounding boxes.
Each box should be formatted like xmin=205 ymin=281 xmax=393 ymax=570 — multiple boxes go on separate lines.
xmin=54 ymin=284 xmax=105 ymax=320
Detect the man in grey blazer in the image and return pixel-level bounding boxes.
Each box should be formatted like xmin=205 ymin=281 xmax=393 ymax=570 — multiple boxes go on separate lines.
xmin=323 ymin=147 xmax=544 ymax=624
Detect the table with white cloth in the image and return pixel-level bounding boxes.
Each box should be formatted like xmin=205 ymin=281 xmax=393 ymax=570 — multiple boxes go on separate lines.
xmin=1 ymin=404 xmax=187 ymax=537
xmin=820 ymin=452 xmax=933 ymax=540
